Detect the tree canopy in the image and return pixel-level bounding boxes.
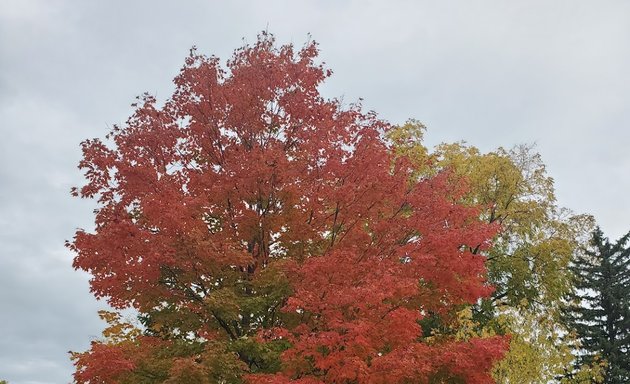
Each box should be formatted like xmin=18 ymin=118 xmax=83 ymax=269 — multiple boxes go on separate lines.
xmin=388 ymin=121 xmax=605 ymax=383
xmin=69 ymin=34 xmax=507 ymax=383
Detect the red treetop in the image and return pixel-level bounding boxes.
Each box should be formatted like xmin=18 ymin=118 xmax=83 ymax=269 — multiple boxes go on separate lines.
xmin=69 ymin=33 xmax=508 ymax=383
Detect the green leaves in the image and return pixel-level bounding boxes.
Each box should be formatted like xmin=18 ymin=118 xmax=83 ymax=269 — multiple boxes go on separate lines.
xmin=231 ymin=337 xmax=291 ymax=373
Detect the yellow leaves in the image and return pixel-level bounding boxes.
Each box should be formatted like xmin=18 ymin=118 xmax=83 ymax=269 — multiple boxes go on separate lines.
xmin=453 ymin=307 xmax=496 ymax=341
xmin=387 ymin=131 xmax=601 ymax=383
xmin=432 ymin=143 xmax=529 ymax=224
xmin=453 ymin=307 xmax=476 ymax=341
xmin=491 ymin=308 xmax=572 ymax=384
xmin=386 ymin=119 xmax=430 ymax=178
xmin=98 ymin=310 xmax=141 ymax=344
xmin=420 ymin=306 xmax=498 ymax=346
xmin=559 ymin=356 xmax=607 ymax=384
xmin=386 ymin=119 xmax=428 ymax=162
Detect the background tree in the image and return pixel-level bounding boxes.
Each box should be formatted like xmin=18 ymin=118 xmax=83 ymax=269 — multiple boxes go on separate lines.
xmin=563 ymin=228 xmax=630 ymax=383
xmin=388 ymin=121 xmax=599 ymax=383
xmin=69 ymin=34 xmax=507 ymax=383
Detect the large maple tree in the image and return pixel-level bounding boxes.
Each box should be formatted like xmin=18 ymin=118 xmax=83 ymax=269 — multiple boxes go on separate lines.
xmin=69 ymin=33 xmax=508 ymax=383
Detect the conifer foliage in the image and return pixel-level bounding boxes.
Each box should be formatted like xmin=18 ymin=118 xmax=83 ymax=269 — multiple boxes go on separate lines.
xmin=564 ymin=228 xmax=630 ymax=383
xmin=69 ymin=34 xmax=508 ymax=383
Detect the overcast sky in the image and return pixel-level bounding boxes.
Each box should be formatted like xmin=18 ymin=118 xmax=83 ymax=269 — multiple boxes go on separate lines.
xmin=1 ymin=1 xmax=630 ymax=383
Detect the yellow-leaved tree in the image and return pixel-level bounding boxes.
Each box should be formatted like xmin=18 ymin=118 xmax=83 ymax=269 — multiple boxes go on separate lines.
xmin=388 ymin=120 xmax=604 ymax=383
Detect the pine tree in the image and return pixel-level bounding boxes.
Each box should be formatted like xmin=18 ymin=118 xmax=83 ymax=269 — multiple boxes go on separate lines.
xmin=564 ymin=227 xmax=630 ymax=383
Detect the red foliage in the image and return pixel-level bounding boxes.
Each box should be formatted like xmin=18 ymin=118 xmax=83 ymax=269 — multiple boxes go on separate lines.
xmin=70 ymin=33 xmax=507 ymax=383
xmin=72 ymin=340 xmax=140 ymax=383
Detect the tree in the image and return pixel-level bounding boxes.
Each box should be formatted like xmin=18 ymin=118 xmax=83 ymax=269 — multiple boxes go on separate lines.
xmin=389 ymin=122 xmax=585 ymax=310
xmin=388 ymin=122 xmax=601 ymax=383
xmin=564 ymin=227 xmax=630 ymax=383
xmin=68 ymin=34 xmax=507 ymax=383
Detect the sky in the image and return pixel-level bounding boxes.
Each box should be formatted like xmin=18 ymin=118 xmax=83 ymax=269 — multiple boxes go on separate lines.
xmin=1 ymin=1 xmax=629 ymax=383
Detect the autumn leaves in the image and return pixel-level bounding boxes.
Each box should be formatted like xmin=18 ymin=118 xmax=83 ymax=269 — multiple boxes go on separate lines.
xmin=69 ymin=34 xmax=604 ymax=383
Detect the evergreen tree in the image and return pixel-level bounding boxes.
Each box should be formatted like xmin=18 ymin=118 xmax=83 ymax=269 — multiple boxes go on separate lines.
xmin=564 ymin=227 xmax=630 ymax=383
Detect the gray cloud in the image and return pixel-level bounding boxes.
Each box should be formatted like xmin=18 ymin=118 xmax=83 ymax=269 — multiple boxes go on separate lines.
xmin=2 ymin=1 xmax=630 ymax=382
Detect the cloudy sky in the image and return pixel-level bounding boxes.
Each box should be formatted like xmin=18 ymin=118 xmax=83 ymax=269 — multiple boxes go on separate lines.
xmin=1 ymin=1 xmax=629 ymax=383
